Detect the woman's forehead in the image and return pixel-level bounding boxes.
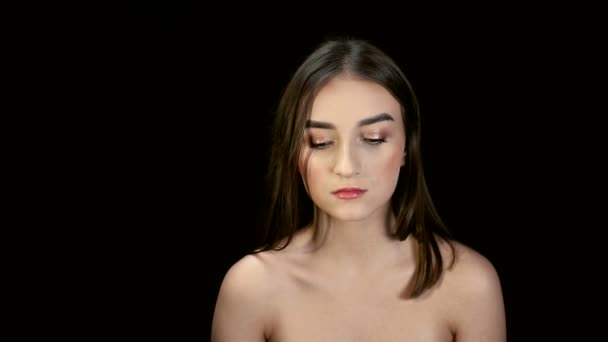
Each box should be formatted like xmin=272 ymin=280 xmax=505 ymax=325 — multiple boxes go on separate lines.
xmin=309 ymin=77 xmax=402 ymax=124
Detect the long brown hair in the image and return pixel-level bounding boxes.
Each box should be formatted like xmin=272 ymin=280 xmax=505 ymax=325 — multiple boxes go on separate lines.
xmin=254 ymin=37 xmax=454 ymax=298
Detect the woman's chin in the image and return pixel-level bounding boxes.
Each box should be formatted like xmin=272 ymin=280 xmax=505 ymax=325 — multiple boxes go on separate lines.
xmin=323 ymin=207 xmax=375 ymax=222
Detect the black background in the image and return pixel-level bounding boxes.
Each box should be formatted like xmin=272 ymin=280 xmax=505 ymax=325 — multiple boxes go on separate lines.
xmin=108 ymin=2 xmax=601 ymax=340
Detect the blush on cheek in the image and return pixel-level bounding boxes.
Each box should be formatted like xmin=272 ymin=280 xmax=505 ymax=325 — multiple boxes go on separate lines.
xmin=298 ymin=150 xmax=318 ymax=196
xmin=298 ymin=150 xmax=306 ymax=174
xmin=298 ymin=148 xmax=314 ymax=176
xmin=383 ymin=150 xmax=404 ymax=178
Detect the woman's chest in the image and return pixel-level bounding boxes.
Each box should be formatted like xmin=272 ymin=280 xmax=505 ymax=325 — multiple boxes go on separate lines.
xmin=269 ymin=288 xmax=453 ymax=342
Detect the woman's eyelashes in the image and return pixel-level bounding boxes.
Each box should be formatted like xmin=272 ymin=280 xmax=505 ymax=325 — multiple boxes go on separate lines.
xmin=307 ymin=135 xmax=387 ymax=149
xmin=363 ymin=137 xmax=387 ymax=145
xmin=309 ymin=139 xmax=333 ymax=149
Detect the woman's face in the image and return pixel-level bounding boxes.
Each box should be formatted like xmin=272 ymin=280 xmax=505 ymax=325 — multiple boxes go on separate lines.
xmin=299 ymin=76 xmax=406 ymax=222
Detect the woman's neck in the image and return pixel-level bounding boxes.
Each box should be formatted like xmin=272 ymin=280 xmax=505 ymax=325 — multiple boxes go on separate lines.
xmin=307 ymin=206 xmax=415 ymax=273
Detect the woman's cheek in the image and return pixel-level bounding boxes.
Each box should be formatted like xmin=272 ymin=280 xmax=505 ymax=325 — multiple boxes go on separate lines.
xmin=298 ymin=147 xmax=309 ymax=175
xmin=382 ymin=149 xmax=405 ymax=177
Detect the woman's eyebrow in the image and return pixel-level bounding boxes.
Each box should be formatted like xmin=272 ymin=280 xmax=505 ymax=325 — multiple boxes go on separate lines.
xmin=305 ymin=120 xmax=335 ymax=129
xmin=357 ymin=113 xmax=394 ymax=126
xmin=305 ymin=112 xmax=394 ymax=129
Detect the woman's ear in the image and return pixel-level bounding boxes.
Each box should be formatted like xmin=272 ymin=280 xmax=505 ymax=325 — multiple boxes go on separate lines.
xmin=401 ymin=152 xmax=407 ymax=166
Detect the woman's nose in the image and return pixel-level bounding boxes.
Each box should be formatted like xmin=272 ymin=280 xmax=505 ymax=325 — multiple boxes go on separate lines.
xmin=332 ymin=143 xmax=360 ymax=177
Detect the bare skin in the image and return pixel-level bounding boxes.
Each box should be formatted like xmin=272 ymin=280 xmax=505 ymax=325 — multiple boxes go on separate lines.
xmin=212 ymin=223 xmax=505 ymax=342
xmin=211 ymin=77 xmax=506 ymax=341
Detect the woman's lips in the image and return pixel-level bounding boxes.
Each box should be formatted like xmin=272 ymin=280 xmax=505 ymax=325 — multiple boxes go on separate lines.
xmin=332 ymin=188 xmax=367 ymax=199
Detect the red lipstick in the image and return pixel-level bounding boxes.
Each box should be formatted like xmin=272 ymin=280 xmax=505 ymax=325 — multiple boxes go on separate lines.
xmin=332 ymin=187 xmax=367 ymax=200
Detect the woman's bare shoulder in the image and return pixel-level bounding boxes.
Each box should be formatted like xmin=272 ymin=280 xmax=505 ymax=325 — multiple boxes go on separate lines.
xmin=445 ymin=240 xmax=501 ymax=289
xmin=217 ymin=252 xmax=281 ymax=300
xmin=439 ymin=240 xmax=506 ymax=340
xmin=212 ymin=252 xmax=283 ymax=340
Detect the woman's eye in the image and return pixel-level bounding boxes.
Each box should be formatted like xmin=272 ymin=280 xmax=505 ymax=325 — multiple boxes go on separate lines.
xmin=363 ymin=137 xmax=387 ymax=145
xmin=310 ymin=141 xmax=332 ymax=149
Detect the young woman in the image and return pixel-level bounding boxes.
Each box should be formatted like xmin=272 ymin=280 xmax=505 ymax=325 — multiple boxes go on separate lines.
xmin=211 ymin=37 xmax=506 ymax=342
